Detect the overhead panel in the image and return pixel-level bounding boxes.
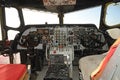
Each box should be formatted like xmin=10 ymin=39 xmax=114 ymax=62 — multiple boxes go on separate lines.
xmin=43 ymin=0 xmax=76 ymax=6
xmin=43 ymin=0 xmax=76 ymax=13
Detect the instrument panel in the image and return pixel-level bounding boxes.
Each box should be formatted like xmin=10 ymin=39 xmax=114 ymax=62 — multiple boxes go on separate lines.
xmin=17 ymin=24 xmax=107 ymax=51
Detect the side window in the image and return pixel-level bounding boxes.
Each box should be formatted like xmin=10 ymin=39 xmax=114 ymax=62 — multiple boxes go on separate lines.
xmin=5 ymin=7 xmax=20 ymax=28
xmin=5 ymin=7 xmax=20 ymax=40
xmin=0 ymin=22 xmax=2 ymax=40
xmin=8 ymin=30 xmax=19 ymax=40
xmin=105 ymin=2 xmax=120 ymax=26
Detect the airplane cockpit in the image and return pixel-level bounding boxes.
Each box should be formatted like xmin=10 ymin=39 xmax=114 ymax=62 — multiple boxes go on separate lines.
xmin=0 ymin=0 xmax=120 ymax=80
xmin=16 ymin=24 xmax=108 ymax=79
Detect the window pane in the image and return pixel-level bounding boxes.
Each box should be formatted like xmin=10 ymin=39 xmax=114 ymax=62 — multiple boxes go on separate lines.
xmin=64 ymin=6 xmax=101 ymax=28
xmin=8 ymin=30 xmax=19 ymax=40
xmin=5 ymin=7 xmax=20 ymax=28
xmin=22 ymin=8 xmax=59 ymax=25
xmin=105 ymin=2 xmax=120 ymax=26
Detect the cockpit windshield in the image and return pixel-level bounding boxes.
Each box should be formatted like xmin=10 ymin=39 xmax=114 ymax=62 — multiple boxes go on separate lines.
xmin=22 ymin=8 xmax=59 ymax=25
xmin=5 ymin=6 xmax=101 ymax=28
xmin=64 ymin=6 xmax=101 ymax=28
xmin=4 ymin=6 xmax=102 ymax=40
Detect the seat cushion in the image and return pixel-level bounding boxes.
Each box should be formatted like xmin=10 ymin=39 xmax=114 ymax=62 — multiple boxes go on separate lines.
xmin=79 ymin=54 xmax=106 ymax=80
xmin=0 ymin=64 xmax=27 ymax=80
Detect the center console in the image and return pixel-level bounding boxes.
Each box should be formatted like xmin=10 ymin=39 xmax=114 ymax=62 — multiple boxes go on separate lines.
xmin=45 ymin=27 xmax=74 ymax=79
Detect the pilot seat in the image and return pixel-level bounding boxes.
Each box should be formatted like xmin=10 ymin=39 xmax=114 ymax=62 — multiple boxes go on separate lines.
xmin=0 ymin=64 xmax=28 ymax=80
xmin=79 ymin=37 xmax=120 ymax=80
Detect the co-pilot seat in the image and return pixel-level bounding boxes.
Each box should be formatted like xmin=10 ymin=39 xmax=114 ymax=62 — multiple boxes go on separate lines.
xmin=79 ymin=54 xmax=106 ymax=80
xmin=79 ymin=37 xmax=120 ymax=80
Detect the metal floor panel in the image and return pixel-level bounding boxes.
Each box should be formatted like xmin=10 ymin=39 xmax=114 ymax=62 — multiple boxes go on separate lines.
xmin=36 ymin=66 xmax=79 ymax=80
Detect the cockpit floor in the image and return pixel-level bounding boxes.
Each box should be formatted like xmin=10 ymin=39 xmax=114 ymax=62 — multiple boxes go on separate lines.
xmin=36 ymin=66 xmax=79 ymax=80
